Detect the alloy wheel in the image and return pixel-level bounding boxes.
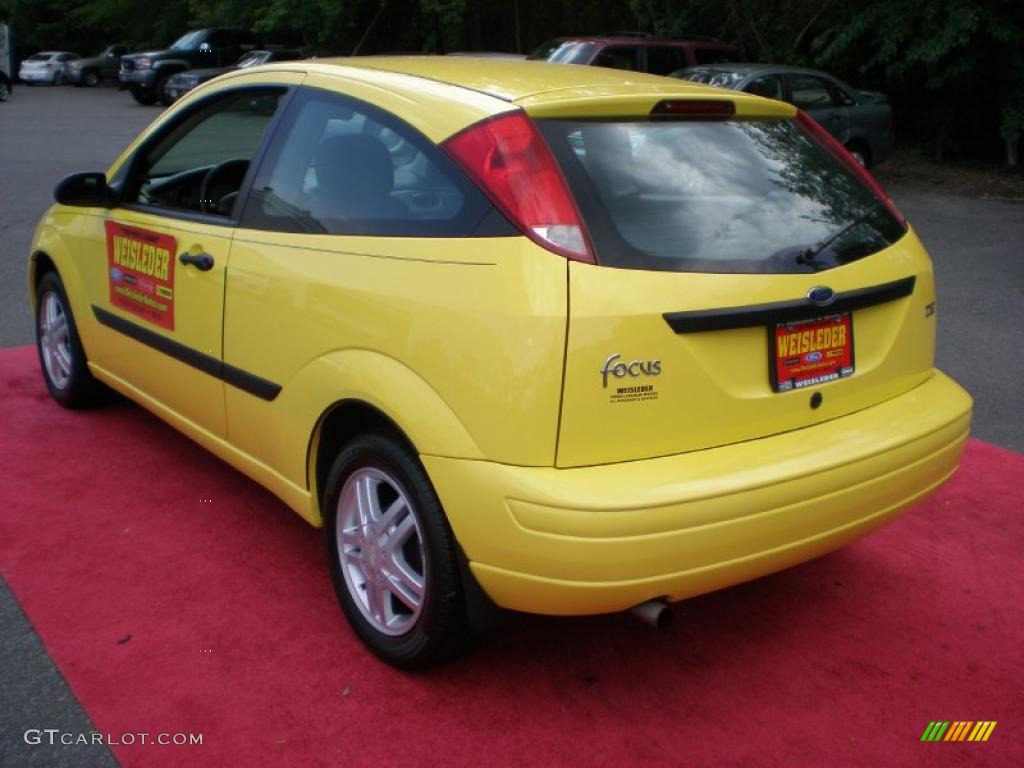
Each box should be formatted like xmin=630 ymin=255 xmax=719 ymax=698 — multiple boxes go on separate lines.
xmin=39 ymin=291 xmax=72 ymax=390
xmin=335 ymin=467 xmax=427 ymax=636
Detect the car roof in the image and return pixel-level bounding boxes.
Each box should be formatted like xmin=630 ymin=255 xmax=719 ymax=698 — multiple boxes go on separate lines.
xmin=160 ymin=55 xmax=793 ymax=155
xmin=303 ymin=55 xmax=734 ymax=102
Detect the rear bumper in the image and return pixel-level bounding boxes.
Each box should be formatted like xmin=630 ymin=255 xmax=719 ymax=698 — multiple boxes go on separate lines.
xmin=423 ymin=371 xmax=972 ymax=615
xmin=19 ymin=69 xmax=53 ymax=83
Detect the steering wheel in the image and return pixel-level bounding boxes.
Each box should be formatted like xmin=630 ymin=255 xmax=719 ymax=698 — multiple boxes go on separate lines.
xmin=200 ymin=158 xmax=250 ymax=214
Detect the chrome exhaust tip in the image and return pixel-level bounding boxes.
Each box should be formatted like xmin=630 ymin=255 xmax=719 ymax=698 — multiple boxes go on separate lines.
xmin=630 ymin=599 xmax=672 ymax=630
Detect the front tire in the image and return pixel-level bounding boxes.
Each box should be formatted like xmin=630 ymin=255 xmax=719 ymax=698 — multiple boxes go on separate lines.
xmin=35 ymin=271 xmax=103 ymax=408
xmin=0 ymin=80 xmax=9 ymax=101
xmin=82 ymin=69 xmax=101 ymax=87
xmin=130 ymin=87 xmax=157 ymax=106
xmin=324 ymin=432 xmax=474 ymax=668
xmin=156 ymin=75 xmax=174 ymax=107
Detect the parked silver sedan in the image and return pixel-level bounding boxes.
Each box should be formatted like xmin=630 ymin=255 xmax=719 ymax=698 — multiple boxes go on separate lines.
xmin=674 ymin=63 xmax=893 ymax=167
xmin=18 ymin=51 xmax=79 ymax=85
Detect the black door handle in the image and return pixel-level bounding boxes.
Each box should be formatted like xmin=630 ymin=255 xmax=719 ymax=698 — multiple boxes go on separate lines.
xmin=179 ymin=251 xmax=214 ymax=271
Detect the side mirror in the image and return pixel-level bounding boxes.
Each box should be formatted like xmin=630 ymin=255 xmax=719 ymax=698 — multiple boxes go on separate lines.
xmin=54 ymin=172 xmax=111 ymax=207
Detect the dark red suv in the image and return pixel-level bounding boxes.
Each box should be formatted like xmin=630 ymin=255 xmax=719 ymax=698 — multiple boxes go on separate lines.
xmin=528 ymin=33 xmax=737 ymax=76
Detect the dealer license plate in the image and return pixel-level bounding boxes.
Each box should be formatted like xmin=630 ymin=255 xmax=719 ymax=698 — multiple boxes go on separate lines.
xmin=770 ymin=313 xmax=854 ymax=392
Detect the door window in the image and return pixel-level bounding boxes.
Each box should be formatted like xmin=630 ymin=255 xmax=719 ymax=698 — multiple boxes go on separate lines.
xmin=241 ymin=87 xmax=493 ymax=236
xmin=788 ymin=75 xmax=835 ymax=109
xmin=744 ymin=74 xmax=783 ymax=100
xmin=128 ymin=89 xmax=285 ymax=218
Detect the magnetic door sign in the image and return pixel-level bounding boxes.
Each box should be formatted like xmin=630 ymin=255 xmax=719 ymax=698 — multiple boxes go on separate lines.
xmin=105 ymin=221 xmax=176 ymax=330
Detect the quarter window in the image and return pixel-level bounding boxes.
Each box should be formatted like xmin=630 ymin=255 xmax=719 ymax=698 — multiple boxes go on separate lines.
xmin=241 ymin=87 xmax=495 ymax=237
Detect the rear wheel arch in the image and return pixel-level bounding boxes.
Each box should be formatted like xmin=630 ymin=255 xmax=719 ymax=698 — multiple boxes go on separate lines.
xmin=310 ymin=399 xmax=418 ymax=512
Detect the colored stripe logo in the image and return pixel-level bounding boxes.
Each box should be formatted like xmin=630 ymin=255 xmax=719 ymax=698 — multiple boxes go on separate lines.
xmin=921 ymin=721 xmax=997 ymax=742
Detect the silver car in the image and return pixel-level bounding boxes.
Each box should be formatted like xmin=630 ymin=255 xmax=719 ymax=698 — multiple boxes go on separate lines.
xmin=19 ymin=51 xmax=79 ymax=85
xmin=674 ymin=63 xmax=893 ymax=168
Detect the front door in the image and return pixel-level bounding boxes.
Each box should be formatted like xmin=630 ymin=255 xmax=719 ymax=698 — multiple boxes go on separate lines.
xmin=77 ymin=88 xmax=291 ymax=436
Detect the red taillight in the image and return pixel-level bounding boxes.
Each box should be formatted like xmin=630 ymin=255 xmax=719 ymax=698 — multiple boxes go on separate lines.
xmin=795 ymin=109 xmax=906 ymax=229
xmin=442 ymin=111 xmax=594 ymax=263
xmin=650 ymin=99 xmax=735 ymax=119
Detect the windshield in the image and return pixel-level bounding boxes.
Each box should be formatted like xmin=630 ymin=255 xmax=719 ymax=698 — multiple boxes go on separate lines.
xmin=171 ymin=31 xmax=206 ymax=51
xmin=539 ymin=118 xmax=906 ymax=274
xmin=527 ymin=40 xmax=597 ymax=64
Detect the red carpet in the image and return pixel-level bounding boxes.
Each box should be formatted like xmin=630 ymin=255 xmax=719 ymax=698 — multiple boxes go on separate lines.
xmin=1 ymin=344 xmax=1021 ymax=767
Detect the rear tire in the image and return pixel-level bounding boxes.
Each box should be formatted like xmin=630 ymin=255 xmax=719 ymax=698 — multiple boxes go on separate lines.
xmin=324 ymin=432 xmax=474 ymax=668
xmin=35 ymin=271 xmax=104 ymax=408
xmin=0 ymin=81 xmax=9 ymax=101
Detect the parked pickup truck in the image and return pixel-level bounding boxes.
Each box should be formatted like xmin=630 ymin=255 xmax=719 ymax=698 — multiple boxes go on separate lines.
xmin=66 ymin=44 xmax=129 ymax=87
xmin=119 ymin=28 xmax=257 ymax=105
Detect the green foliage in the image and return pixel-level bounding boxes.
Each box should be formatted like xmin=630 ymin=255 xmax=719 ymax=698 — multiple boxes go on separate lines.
xmin=3 ymin=0 xmax=1022 ymax=161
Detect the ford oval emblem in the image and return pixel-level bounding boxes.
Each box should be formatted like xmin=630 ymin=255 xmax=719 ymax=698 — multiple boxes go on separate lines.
xmin=807 ymin=286 xmax=836 ymax=307
xmin=805 ymin=351 xmax=823 ymax=362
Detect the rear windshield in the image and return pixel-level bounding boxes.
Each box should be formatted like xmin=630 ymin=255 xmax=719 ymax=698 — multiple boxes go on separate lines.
xmin=528 ymin=41 xmax=597 ymax=65
xmin=538 ymin=118 xmax=906 ymax=274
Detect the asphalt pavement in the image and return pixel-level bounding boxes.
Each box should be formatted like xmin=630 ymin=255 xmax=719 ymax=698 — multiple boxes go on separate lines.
xmin=0 ymin=84 xmax=1021 ymax=767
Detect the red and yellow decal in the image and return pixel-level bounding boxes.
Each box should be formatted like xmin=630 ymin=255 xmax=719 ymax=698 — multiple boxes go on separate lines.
xmin=105 ymin=221 xmax=176 ymax=330
xmin=771 ymin=313 xmax=854 ymax=392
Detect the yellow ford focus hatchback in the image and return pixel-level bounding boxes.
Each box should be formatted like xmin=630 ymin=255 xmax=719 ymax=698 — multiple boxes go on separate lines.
xmin=29 ymin=58 xmax=972 ymax=667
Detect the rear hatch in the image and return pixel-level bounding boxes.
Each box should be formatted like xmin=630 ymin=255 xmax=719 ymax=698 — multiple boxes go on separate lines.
xmin=524 ymin=92 xmax=936 ymax=467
